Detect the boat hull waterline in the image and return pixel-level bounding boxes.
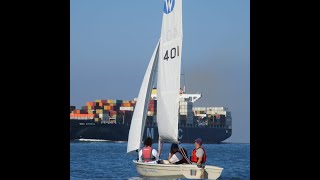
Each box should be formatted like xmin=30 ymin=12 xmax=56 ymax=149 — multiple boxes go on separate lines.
xmin=134 ymin=160 xmax=223 ymax=179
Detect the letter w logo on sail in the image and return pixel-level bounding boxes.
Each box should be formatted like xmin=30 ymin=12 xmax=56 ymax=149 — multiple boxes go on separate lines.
xmin=163 ymin=0 xmax=175 ymax=14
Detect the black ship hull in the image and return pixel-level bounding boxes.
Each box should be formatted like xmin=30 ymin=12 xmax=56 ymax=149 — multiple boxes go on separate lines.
xmin=70 ymin=120 xmax=232 ymax=144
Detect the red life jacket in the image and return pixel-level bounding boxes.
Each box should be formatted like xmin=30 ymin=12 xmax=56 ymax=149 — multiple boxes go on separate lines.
xmin=190 ymin=147 xmax=207 ymax=163
xmin=142 ymin=146 xmax=155 ymax=162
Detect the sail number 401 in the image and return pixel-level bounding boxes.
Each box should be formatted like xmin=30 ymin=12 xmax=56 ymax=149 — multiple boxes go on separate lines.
xmin=164 ymin=46 xmax=179 ymax=61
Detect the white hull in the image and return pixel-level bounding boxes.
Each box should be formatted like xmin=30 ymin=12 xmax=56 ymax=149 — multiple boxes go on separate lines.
xmin=133 ymin=160 xmax=223 ymax=179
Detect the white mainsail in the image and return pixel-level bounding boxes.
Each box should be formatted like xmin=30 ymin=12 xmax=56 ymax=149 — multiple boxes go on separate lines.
xmin=157 ymin=0 xmax=183 ymax=143
xmin=127 ymin=40 xmax=160 ymax=153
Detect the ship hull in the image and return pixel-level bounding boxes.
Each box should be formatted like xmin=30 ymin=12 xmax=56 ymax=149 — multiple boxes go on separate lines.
xmin=70 ymin=120 xmax=232 ymax=143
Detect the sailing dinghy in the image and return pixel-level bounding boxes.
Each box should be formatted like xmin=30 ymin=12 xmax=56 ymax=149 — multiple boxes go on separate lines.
xmin=127 ymin=0 xmax=223 ymax=179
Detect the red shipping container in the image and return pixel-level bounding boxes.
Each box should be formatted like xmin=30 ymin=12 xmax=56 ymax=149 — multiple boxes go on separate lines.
xmin=86 ymin=102 xmax=95 ymax=106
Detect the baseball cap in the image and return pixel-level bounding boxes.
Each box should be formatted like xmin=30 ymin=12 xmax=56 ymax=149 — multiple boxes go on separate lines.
xmin=194 ymin=138 xmax=202 ymax=145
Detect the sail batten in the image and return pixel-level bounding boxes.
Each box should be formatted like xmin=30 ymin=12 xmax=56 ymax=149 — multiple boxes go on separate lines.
xmin=157 ymin=0 xmax=182 ymax=143
xmin=127 ymin=40 xmax=160 ymax=153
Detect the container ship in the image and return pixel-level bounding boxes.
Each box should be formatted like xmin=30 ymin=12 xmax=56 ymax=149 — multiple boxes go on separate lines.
xmin=70 ymin=88 xmax=232 ymax=143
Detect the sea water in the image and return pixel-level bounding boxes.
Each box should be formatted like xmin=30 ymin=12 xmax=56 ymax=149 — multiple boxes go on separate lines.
xmin=70 ymin=142 xmax=250 ymax=180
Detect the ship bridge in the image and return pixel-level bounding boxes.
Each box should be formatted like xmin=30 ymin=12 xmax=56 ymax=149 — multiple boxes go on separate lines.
xmin=150 ymin=88 xmax=202 ymax=103
xmin=179 ymin=93 xmax=202 ymax=103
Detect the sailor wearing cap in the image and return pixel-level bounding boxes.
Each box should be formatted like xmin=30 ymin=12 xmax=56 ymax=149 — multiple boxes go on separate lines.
xmin=190 ymin=138 xmax=207 ymax=165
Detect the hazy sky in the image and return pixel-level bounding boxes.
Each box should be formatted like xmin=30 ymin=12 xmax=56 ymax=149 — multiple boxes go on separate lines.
xmin=71 ymin=0 xmax=250 ymax=143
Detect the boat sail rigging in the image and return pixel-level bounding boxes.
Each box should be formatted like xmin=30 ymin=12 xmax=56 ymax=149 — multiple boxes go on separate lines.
xmin=126 ymin=0 xmax=223 ymax=179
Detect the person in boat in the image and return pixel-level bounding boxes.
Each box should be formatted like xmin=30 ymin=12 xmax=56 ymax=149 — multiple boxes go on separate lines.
xmin=190 ymin=138 xmax=207 ymax=166
xmin=139 ymin=137 xmax=158 ymax=163
xmin=167 ymin=143 xmax=190 ymax=164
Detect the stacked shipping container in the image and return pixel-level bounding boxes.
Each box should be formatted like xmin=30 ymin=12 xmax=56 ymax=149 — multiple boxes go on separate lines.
xmin=147 ymin=100 xmax=157 ymax=116
xmin=70 ymin=99 xmax=139 ymax=123
xmin=193 ymin=107 xmax=230 ymax=126
xmin=70 ymin=98 xmax=231 ymax=128
xmin=179 ymin=100 xmax=193 ymax=125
